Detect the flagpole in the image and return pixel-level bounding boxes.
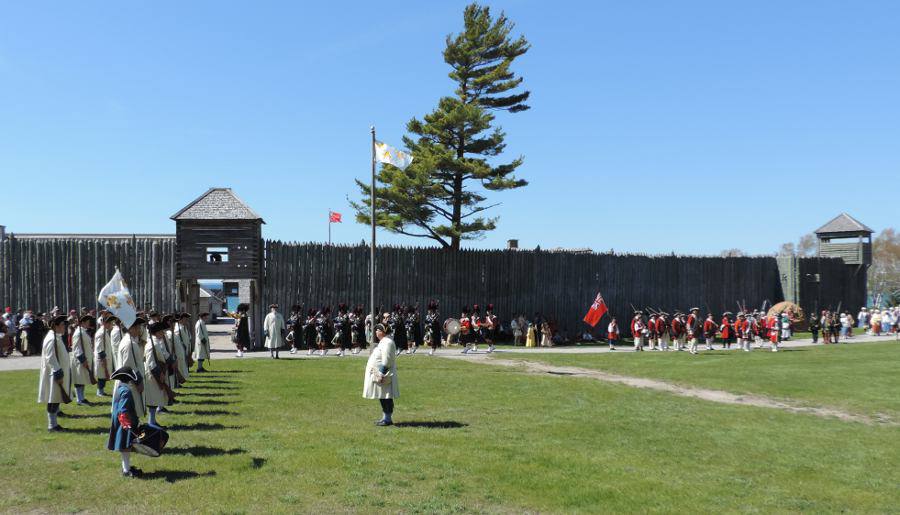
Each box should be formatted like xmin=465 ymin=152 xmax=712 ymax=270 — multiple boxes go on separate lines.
xmin=328 ymin=210 xmax=331 ymax=245
xmin=370 ymin=126 xmax=377 ymax=347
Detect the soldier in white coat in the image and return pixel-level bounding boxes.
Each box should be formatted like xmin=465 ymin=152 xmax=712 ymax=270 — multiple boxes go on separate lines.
xmin=93 ymin=315 xmax=117 ymax=397
xmin=109 ymin=319 xmax=123 ymax=369
xmin=363 ymin=323 xmax=399 ymax=426
xmin=117 ymin=318 xmax=147 ymax=417
xmin=193 ymin=312 xmax=210 ymax=372
xmin=264 ymin=304 xmax=286 ymax=359
xmin=144 ymin=322 xmax=174 ymax=427
xmin=70 ymin=315 xmax=96 ymax=405
xmin=172 ymin=314 xmax=192 ymax=383
xmin=37 ymin=315 xmax=71 ymax=431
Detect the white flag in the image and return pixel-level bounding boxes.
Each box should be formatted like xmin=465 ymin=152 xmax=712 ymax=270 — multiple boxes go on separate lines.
xmin=98 ymin=269 xmax=137 ymax=329
xmin=375 ymin=141 xmax=413 ymax=170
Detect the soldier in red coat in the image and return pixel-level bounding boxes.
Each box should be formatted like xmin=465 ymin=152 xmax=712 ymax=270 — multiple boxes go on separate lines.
xmin=686 ymin=307 xmax=701 ymax=354
xmin=655 ymin=313 xmax=669 ymax=351
xmin=703 ymin=313 xmax=718 ymax=351
xmin=670 ymin=312 xmax=685 ymax=351
xmin=646 ymin=314 xmax=658 ymax=351
xmin=720 ymin=312 xmax=733 ymax=349
xmin=738 ymin=314 xmax=752 ymax=352
xmin=630 ymin=312 xmax=645 ymax=352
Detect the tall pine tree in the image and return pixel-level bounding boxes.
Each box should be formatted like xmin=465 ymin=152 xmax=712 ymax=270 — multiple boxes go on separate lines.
xmin=352 ymin=3 xmax=530 ymax=250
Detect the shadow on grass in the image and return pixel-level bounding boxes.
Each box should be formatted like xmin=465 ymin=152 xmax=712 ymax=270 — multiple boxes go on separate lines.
xmin=181 ymin=386 xmax=240 ymax=391
xmin=178 ymin=400 xmax=230 ymax=406
xmin=163 ymin=423 xmax=244 ymax=431
xmin=252 ymin=457 xmax=266 ymax=469
xmin=170 ymin=409 xmax=239 ymax=416
xmin=165 ymin=445 xmax=247 ymax=457
xmin=139 ymin=469 xmax=217 ymax=483
xmin=200 ymin=369 xmax=246 ymax=374
xmin=183 ymin=379 xmax=235 ymax=385
xmin=58 ymin=426 xmax=107 ymax=434
xmin=185 ymin=393 xmax=233 ymax=398
xmin=393 ymin=421 xmax=468 ymax=429
xmin=59 ymin=413 xmax=108 ymax=419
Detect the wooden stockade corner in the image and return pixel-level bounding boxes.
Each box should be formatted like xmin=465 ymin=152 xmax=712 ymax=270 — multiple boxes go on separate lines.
xmin=1 ymin=238 xmax=864 ymax=334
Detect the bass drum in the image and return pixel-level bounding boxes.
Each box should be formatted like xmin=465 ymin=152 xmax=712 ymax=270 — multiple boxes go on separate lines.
xmin=132 ymin=424 xmax=170 ymax=458
xmin=443 ymin=318 xmax=461 ymax=336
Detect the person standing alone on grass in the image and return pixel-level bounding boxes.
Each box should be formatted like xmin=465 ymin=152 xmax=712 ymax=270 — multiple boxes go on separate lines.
xmin=364 ymin=324 xmax=399 ymax=426
xmin=264 ymin=304 xmax=285 ymax=359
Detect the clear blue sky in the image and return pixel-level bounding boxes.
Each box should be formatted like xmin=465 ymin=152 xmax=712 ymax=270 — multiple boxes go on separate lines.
xmin=2 ymin=1 xmax=897 ymax=255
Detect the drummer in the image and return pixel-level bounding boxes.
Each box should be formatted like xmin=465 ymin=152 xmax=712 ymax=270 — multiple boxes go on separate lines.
xmin=107 ymin=366 xmax=144 ymax=478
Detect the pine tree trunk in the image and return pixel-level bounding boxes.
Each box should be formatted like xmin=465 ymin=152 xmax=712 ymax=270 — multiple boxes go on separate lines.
xmin=451 ymin=171 xmax=462 ymax=251
xmin=451 ymin=133 xmax=465 ymax=251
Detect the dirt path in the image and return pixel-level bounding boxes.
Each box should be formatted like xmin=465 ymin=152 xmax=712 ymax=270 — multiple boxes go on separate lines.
xmin=443 ymin=355 xmax=897 ymax=427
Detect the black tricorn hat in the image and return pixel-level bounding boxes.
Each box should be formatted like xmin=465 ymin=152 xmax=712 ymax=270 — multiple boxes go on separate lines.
xmin=79 ymin=315 xmax=95 ymax=324
xmin=129 ymin=317 xmax=147 ymax=329
xmin=111 ymin=366 xmax=139 ymax=383
xmin=149 ymin=321 xmax=168 ymax=334
xmin=199 ymin=312 xmax=210 ymax=318
xmin=50 ymin=314 xmax=67 ymax=326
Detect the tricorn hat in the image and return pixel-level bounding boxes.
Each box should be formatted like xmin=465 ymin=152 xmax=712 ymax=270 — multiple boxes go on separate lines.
xmin=149 ymin=321 xmax=168 ymax=334
xmin=111 ymin=366 xmax=140 ymax=383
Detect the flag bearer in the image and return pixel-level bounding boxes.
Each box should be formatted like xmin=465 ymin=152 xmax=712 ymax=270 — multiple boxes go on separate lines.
xmin=71 ymin=315 xmax=96 ymax=405
xmin=38 ymin=315 xmax=71 ymax=432
xmin=94 ymin=316 xmax=117 ymax=396
xmin=193 ymin=312 xmax=210 ymax=372
xmin=117 ymin=318 xmax=147 ymax=418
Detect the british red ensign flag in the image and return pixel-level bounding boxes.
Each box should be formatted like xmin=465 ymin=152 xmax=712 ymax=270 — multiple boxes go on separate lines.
xmin=583 ymin=292 xmax=608 ymax=327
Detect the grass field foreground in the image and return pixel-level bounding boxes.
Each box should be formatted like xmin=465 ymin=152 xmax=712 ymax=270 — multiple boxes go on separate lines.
xmin=0 ymin=353 xmax=897 ymax=512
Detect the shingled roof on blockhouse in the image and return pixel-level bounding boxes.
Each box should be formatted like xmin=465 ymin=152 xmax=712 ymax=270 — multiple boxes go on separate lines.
xmin=814 ymin=213 xmax=872 ymax=235
xmin=170 ymin=188 xmax=264 ymax=222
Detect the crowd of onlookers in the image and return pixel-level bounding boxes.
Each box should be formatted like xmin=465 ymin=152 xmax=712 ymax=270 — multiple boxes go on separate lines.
xmin=1 ymin=306 xmax=101 ymax=357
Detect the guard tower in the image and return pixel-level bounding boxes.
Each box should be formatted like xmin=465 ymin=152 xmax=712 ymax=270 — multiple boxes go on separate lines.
xmin=171 ymin=188 xmax=265 ymax=347
xmin=815 ymin=213 xmax=873 ymax=267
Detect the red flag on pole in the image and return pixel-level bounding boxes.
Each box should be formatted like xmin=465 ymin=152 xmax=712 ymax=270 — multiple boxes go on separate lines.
xmin=329 ymin=211 xmax=342 ymax=223
xmin=583 ymin=292 xmax=608 ymax=327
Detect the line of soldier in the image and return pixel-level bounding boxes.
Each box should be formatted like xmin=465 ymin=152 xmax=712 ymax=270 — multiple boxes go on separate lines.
xmin=277 ymin=301 xmax=498 ymax=357
xmin=37 ymin=309 xmax=212 ymax=431
xmin=625 ymin=307 xmax=788 ymax=355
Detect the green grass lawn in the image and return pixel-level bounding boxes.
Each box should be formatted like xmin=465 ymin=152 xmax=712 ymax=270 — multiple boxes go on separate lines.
xmin=1 ymin=353 xmax=898 ymax=513
xmin=498 ymin=341 xmax=900 ymax=419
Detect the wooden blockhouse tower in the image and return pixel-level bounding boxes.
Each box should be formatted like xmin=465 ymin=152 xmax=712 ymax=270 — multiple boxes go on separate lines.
xmin=170 ymin=188 xmax=264 ymax=346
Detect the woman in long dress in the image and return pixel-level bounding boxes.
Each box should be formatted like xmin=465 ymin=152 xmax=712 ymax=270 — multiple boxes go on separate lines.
xmin=525 ymin=321 xmax=537 ymax=348
xmin=234 ymin=305 xmax=251 ymax=357
xmin=363 ymin=324 xmax=399 ymax=426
